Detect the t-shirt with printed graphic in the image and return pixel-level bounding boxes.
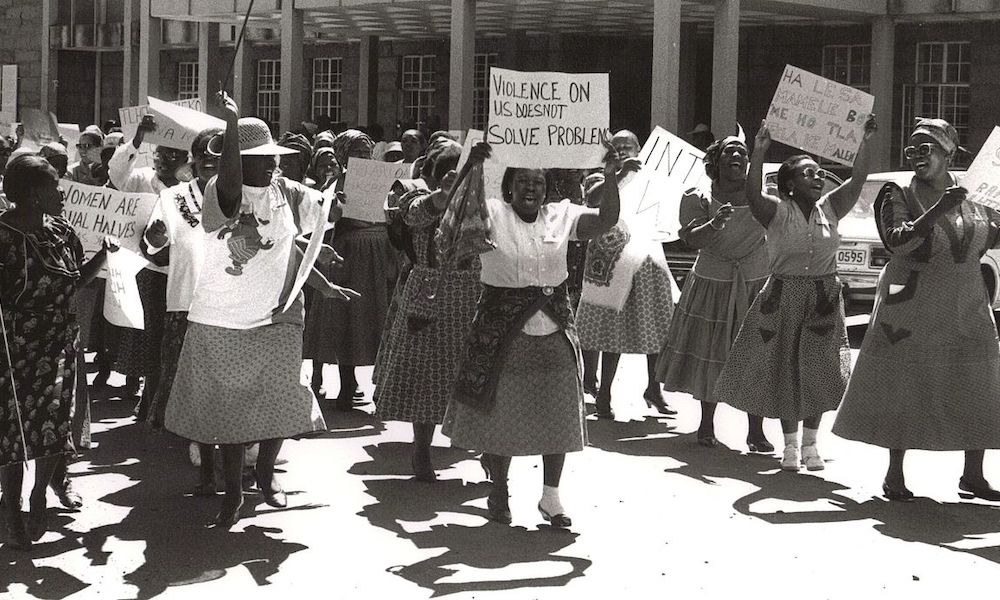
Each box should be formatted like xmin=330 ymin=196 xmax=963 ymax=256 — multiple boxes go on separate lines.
xmin=187 ymin=177 xmax=325 ymax=329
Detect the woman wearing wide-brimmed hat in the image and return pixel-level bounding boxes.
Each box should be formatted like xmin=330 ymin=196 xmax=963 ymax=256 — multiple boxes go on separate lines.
xmin=165 ymin=93 xmax=358 ymax=528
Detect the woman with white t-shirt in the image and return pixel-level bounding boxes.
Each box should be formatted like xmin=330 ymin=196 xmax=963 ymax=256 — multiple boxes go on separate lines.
xmin=165 ymin=94 xmax=358 ymax=528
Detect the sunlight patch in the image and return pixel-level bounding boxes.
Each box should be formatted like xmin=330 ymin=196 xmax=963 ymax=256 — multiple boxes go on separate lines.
xmin=945 ymin=532 xmax=1000 ymax=550
xmin=397 ymin=511 xmax=484 ymax=534
xmin=747 ymin=498 xmax=847 ymax=514
xmin=435 ymin=560 xmax=575 ymax=584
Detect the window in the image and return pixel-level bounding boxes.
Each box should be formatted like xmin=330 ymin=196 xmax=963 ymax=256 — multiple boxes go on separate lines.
xmin=401 ymin=55 xmax=435 ymax=128
xmin=312 ymin=57 xmax=342 ymax=122
xmin=821 ymin=45 xmax=870 ymax=92
xmin=177 ymin=62 xmax=199 ymax=100
xmin=473 ymin=53 xmax=498 ymax=130
xmin=901 ymin=42 xmax=971 ymax=167
xmin=257 ymin=59 xmax=281 ymax=128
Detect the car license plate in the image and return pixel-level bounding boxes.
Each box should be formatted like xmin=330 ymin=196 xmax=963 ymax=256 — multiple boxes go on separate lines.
xmin=837 ymin=248 xmax=867 ymax=266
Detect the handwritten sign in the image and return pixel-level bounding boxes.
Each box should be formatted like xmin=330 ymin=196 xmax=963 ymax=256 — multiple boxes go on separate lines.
xmin=103 ymin=247 xmax=147 ymax=329
xmin=618 ymin=126 xmax=707 ymax=242
xmin=119 ymin=98 xmax=210 ymax=165
xmin=61 ymin=181 xmax=158 ymax=260
xmin=20 ymin=108 xmax=60 ymax=151
xmin=765 ymin=65 xmax=874 ymax=166
xmin=963 ymin=126 xmax=1000 ymax=211
xmin=458 ymin=129 xmax=506 ymax=201
xmin=486 ymin=67 xmax=609 ymax=168
xmin=281 ymin=194 xmax=334 ymax=313
xmin=343 ymin=158 xmax=412 ymax=222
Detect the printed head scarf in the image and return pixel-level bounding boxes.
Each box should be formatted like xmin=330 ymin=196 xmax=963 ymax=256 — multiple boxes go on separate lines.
xmin=278 ymin=131 xmax=314 ymax=172
xmin=333 ymin=129 xmax=375 ymax=167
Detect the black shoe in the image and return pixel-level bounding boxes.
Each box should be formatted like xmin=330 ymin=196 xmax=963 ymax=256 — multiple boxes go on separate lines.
xmin=594 ymin=394 xmax=615 ymax=420
xmin=643 ymin=389 xmax=677 ymax=416
xmin=746 ymin=436 xmax=775 ymax=453
xmin=697 ymin=432 xmax=718 ymax=448
xmin=51 ymin=479 xmax=84 ymax=509
xmin=958 ymin=476 xmax=1000 ymax=501
xmin=882 ymin=480 xmax=915 ymax=502
xmin=3 ymin=500 xmax=31 ymax=551
xmin=255 ymin=470 xmax=287 ymax=508
xmin=538 ymin=503 xmax=572 ymax=528
xmin=210 ymin=498 xmax=244 ymax=529
xmin=487 ymin=489 xmax=512 ymax=525
xmin=583 ymin=381 xmax=599 ymax=397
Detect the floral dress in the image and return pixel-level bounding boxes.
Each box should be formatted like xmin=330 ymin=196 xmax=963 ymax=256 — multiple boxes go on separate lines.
xmin=0 ymin=215 xmax=81 ymax=466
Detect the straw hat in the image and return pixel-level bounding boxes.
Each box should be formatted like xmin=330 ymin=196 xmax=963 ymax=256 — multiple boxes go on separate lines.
xmin=237 ymin=117 xmax=299 ymax=156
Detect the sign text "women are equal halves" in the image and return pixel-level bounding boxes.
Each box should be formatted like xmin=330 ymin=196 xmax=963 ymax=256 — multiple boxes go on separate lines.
xmin=486 ymin=68 xmax=609 ymax=168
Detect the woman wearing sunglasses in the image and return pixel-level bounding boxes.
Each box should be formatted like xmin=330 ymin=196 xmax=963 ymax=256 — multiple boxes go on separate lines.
xmin=834 ymin=118 xmax=1000 ymax=502
xmin=713 ymin=115 xmax=877 ymax=472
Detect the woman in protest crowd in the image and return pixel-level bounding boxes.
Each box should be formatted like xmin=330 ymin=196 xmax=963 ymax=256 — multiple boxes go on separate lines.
xmin=305 ymin=129 xmax=397 ymax=410
xmin=165 ymin=93 xmax=357 ymax=528
xmin=655 ymin=136 xmax=772 ymax=451
xmin=374 ymin=139 xmax=477 ymax=482
xmin=139 ymin=127 xmax=222 ymax=494
xmin=0 ymin=154 xmax=112 ymax=550
xmin=400 ymin=129 xmax=427 ymax=165
xmin=108 ymin=116 xmax=190 ymax=418
xmin=712 ymin=115 xmax=877 ymax=471
xmin=834 ymin=118 xmax=1000 ymax=502
xmin=277 ymin=132 xmax=315 ymax=186
xmin=444 ymin=142 xmax=638 ymax=528
xmin=576 ymin=130 xmax=677 ymax=419
xmin=66 ymin=125 xmax=108 ymax=186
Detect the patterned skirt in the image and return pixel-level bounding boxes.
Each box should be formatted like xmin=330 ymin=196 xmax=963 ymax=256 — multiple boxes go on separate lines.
xmin=302 ymin=226 xmax=398 ymax=366
xmin=375 ymin=266 xmax=481 ymax=424
xmin=116 ymin=269 xmax=167 ymax=377
xmin=147 ymin=311 xmax=188 ymax=429
xmin=165 ymin=322 xmax=326 ymax=445
xmin=655 ymin=271 xmax=767 ymax=402
xmin=712 ymin=274 xmax=851 ymax=421
xmin=371 ymin=263 xmax=411 ymax=387
xmin=443 ymin=331 xmax=586 ymax=456
xmin=577 ymin=258 xmax=674 ymax=354
xmin=834 ymin=261 xmax=1000 ymax=450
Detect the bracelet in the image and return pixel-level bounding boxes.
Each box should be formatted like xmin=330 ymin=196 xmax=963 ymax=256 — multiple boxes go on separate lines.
xmin=709 ymin=219 xmax=725 ymax=231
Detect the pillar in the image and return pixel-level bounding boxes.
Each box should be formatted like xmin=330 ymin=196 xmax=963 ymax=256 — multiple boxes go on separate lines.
xmin=711 ymin=0 xmax=740 ymax=137
xmin=279 ymin=2 xmax=304 ymax=133
xmin=138 ymin=0 xmax=161 ymax=101
xmin=40 ymin=0 xmax=58 ymax=114
xmin=448 ymin=0 xmax=475 ymax=131
xmin=650 ymin=0 xmax=682 ymax=133
xmin=231 ymin=34 xmax=254 ymax=113
xmin=870 ymin=16 xmax=895 ymax=171
xmin=93 ymin=54 xmax=102 ymax=125
xmin=122 ymin=0 xmax=138 ymax=107
xmin=198 ymin=22 xmax=221 ymax=107
xmin=358 ymin=35 xmax=379 ymax=127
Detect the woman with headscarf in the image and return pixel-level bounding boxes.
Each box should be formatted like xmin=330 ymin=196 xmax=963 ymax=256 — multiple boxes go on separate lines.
xmin=834 ymin=118 xmax=1000 ymax=501
xmin=444 ymin=143 xmax=638 ymax=527
xmin=374 ymin=139 xmax=476 ymax=481
xmin=713 ymin=116 xmax=877 ymax=472
xmin=277 ymin=132 xmax=314 ymax=186
xmin=305 ymin=130 xmax=398 ymax=409
xmin=655 ymin=136 xmax=772 ymax=451
xmin=0 ymin=155 xmax=112 ymax=550
xmin=576 ymin=130 xmax=677 ymax=419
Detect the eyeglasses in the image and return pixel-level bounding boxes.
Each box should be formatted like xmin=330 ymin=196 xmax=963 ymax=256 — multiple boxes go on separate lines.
xmin=903 ymin=142 xmax=941 ymax=160
xmin=797 ymin=167 xmax=828 ymax=180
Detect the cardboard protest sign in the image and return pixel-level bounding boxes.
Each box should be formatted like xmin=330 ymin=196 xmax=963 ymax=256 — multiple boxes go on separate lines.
xmin=281 ymin=195 xmax=334 ymax=313
xmin=58 ymin=123 xmax=81 ymax=164
xmin=765 ymin=65 xmax=874 ymax=166
xmin=342 ymin=159 xmax=413 ymax=222
xmin=20 ymin=108 xmax=60 ymax=151
xmin=119 ymin=98 xmax=210 ymax=168
xmin=457 ymin=129 xmax=505 ymax=202
xmin=618 ymin=126 xmax=708 ymax=242
xmin=486 ymin=67 xmax=609 ymax=168
xmin=62 ymin=181 xmax=158 ymax=260
xmin=103 ymin=247 xmax=147 ymax=329
xmin=962 ymin=126 xmax=1000 ymax=211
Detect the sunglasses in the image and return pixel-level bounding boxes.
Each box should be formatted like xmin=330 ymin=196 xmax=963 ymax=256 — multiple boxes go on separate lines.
xmin=903 ymin=142 xmax=942 ymax=160
xmin=797 ymin=167 xmax=828 ymax=180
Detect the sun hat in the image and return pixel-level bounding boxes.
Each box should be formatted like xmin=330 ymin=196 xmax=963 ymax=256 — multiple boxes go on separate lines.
xmin=39 ymin=141 xmax=68 ymax=158
xmin=237 ymin=117 xmax=299 ymax=156
xmin=102 ymin=131 xmax=125 ymax=149
xmin=910 ymin=117 xmax=964 ymax=154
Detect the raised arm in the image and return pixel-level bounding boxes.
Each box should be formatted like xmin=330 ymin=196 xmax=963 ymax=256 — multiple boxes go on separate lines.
xmin=576 ymin=154 xmax=640 ymax=240
xmin=214 ymin=92 xmax=243 ymax=218
xmin=828 ymin=115 xmax=878 ymax=219
xmin=747 ymin=121 xmax=782 ymax=228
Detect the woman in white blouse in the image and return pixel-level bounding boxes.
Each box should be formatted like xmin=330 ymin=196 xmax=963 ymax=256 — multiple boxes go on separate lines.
xmin=444 ymin=142 xmax=639 ymax=528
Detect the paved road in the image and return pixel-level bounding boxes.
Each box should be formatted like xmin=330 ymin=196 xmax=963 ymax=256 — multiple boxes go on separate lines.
xmin=4 ymin=330 xmax=1000 ymax=599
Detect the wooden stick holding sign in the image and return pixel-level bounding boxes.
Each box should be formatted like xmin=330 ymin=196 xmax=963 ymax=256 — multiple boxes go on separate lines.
xmin=765 ymin=65 xmax=874 ymax=166
xmin=486 ymin=67 xmax=610 ymax=168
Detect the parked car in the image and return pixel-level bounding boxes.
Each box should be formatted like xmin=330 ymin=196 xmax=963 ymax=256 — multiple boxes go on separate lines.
xmin=663 ymin=163 xmax=843 ymax=290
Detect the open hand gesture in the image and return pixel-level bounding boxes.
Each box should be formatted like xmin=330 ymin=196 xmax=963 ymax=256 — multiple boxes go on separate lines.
xmin=754 ymin=120 xmax=772 ymax=154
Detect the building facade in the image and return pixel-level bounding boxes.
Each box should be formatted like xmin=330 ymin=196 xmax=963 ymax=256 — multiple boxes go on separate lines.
xmin=4 ymin=1 xmax=999 ymax=171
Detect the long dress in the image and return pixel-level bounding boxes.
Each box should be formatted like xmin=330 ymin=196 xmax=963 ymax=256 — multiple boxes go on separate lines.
xmin=0 ymin=216 xmax=80 ymax=466
xmin=374 ymin=189 xmax=481 ymax=424
xmin=655 ymin=186 xmax=769 ymax=401
xmin=833 ymin=180 xmax=1000 ymax=450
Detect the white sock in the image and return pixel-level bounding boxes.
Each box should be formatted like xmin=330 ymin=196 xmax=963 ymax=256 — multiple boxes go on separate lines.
xmin=802 ymin=427 xmax=819 ymax=447
xmin=783 ymin=431 xmax=799 ymax=449
xmin=540 ymin=485 xmax=564 ymax=515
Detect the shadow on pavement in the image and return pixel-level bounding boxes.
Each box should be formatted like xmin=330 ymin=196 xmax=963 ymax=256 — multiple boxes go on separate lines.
xmin=2 ymin=398 xmax=311 ymax=600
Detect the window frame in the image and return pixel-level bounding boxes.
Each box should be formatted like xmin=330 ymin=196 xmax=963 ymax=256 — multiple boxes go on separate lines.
xmin=311 ymin=57 xmax=343 ymax=123
xmin=256 ymin=58 xmax=281 ymax=128
xmin=177 ymin=61 xmax=199 ymax=100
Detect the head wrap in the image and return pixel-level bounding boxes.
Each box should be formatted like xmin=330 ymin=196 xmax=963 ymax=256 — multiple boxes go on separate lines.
xmin=313 ymin=131 xmax=336 ymax=151
xmin=278 ymin=131 xmax=313 ymax=171
xmin=332 ymin=129 xmax=375 ymax=167
xmin=39 ymin=141 xmax=68 ymax=158
xmin=309 ymin=146 xmax=338 ymax=181
xmin=703 ymin=136 xmax=748 ymax=181
xmin=910 ymin=118 xmax=962 ymax=154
